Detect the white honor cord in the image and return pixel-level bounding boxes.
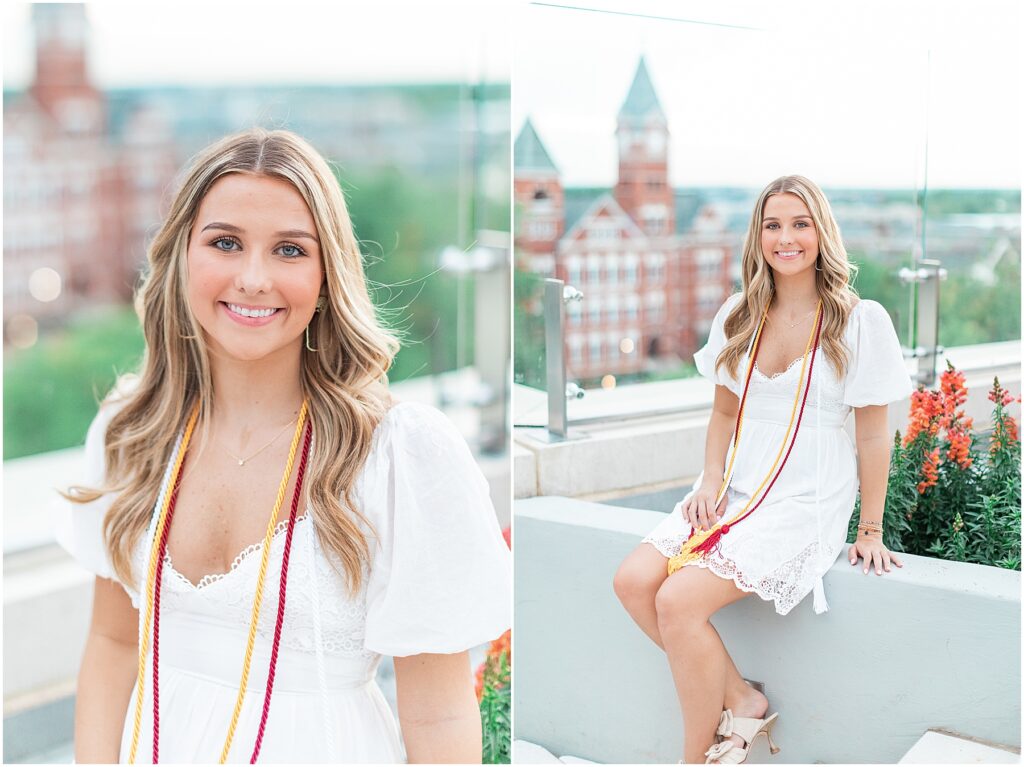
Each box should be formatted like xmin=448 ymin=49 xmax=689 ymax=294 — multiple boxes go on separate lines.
xmin=812 ymin=370 xmax=829 ymax=614
xmin=136 ymin=431 xmax=185 ymax=659
xmin=306 ymin=452 xmax=338 ymax=761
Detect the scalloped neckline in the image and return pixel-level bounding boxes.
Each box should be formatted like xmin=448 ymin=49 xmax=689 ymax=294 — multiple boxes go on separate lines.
xmin=753 ymin=355 xmax=806 ymax=381
xmin=163 ymin=513 xmax=309 ymax=591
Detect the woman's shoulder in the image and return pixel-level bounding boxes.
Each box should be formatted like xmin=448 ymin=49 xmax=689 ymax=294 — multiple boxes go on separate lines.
xmin=369 ymin=400 xmax=467 ymax=460
xmin=846 ymin=297 xmax=894 ymax=332
xmin=722 ymin=292 xmax=745 ymax=312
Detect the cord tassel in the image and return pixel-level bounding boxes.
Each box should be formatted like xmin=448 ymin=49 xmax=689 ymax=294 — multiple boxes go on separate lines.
xmin=813 ymin=577 xmax=829 ymax=614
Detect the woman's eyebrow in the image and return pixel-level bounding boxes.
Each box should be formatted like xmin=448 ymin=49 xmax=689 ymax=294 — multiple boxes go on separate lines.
xmin=763 ymin=215 xmax=813 ymax=221
xmin=275 ymin=229 xmax=320 ymax=242
xmin=199 ymin=222 xmax=319 ymax=242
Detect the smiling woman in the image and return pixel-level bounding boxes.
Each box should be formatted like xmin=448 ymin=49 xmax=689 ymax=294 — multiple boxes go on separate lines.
xmin=56 ymin=129 xmax=511 ymax=764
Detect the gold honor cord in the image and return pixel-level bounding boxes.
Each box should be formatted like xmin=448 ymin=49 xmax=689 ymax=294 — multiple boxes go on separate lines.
xmin=219 ymin=400 xmax=308 ymax=763
xmin=129 ymin=405 xmax=200 ymax=763
xmin=712 ymin=311 xmax=769 ymax=509
xmin=128 ymin=401 xmax=310 ymax=764
xmin=668 ymin=301 xmax=822 ymax=574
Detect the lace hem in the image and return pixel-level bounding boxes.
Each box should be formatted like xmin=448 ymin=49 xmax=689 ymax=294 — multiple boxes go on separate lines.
xmin=643 ymin=535 xmax=832 ymax=616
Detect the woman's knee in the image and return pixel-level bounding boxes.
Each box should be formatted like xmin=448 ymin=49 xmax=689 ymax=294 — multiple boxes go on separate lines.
xmin=613 ymin=558 xmax=657 ymax=609
xmin=654 ymin=573 xmax=709 ymax=635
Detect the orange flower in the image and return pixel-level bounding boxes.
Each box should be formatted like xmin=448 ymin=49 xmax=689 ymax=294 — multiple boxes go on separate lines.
xmin=905 ymin=388 xmax=942 ymax=445
xmin=489 ymin=629 xmax=511 ymax=659
xmin=918 ymin=447 xmax=940 ymax=494
xmin=940 ymin=364 xmax=967 ymax=409
xmin=947 ymin=427 xmax=973 ymax=469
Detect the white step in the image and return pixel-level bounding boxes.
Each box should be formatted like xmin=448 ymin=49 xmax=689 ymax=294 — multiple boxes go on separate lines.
xmin=899 ymin=729 xmax=1020 ymax=764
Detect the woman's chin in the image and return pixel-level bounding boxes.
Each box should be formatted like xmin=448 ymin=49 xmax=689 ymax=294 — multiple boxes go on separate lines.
xmin=769 ymin=257 xmax=815 ymax=278
xmin=205 ymin=332 xmax=303 ymax=365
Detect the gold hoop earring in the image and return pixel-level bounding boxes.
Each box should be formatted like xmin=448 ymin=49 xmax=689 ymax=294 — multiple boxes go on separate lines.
xmin=305 ymin=296 xmax=327 ymax=352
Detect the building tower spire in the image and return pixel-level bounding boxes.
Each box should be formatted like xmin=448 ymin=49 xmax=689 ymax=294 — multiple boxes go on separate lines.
xmin=614 ymin=56 xmax=674 ymax=236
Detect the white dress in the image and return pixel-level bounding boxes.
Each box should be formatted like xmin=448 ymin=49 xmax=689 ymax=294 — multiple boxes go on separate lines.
xmin=56 ymin=400 xmax=512 ymax=763
xmin=643 ymin=293 xmax=913 ymax=616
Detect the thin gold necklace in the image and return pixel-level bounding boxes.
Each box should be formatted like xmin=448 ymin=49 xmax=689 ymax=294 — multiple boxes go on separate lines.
xmin=769 ymin=307 xmax=816 ymax=329
xmin=221 ymin=417 xmax=297 ymax=467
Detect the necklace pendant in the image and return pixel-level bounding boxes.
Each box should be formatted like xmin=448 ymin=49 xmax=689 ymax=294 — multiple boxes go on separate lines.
xmin=238 ymin=459 xmax=245 ymax=467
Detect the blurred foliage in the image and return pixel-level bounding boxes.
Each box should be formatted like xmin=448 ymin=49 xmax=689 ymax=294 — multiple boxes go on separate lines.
xmin=851 ymin=247 xmax=1021 ymax=347
xmin=4 ymin=306 xmax=145 ymax=459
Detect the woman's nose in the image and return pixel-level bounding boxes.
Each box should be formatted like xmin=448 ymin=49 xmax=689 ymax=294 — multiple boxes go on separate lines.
xmin=234 ymin=254 xmax=272 ymax=294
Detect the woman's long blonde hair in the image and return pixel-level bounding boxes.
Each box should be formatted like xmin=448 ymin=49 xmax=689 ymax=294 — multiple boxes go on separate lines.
xmin=717 ymin=175 xmax=858 ymax=381
xmin=67 ymin=129 xmax=399 ymax=593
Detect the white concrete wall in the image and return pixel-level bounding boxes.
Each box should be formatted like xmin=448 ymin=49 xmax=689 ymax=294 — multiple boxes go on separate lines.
xmin=514 ymin=496 xmax=1021 ymax=764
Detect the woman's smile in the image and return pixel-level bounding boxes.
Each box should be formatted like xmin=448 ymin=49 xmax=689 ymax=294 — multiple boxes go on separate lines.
xmin=221 ymin=301 xmax=284 ymax=325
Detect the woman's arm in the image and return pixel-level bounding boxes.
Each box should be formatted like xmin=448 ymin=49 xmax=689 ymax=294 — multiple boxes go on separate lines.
xmin=394 ymin=651 xmax=481 ymax=763
xmin=849 ymin=404 xmax=903 ymax=575
xmin=684 ymin=385 xmax=740 ymax=531
xmin=74 ymin=576 xmax=139 ymax=763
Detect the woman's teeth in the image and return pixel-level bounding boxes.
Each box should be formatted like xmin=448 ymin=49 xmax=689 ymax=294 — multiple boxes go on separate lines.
xmin=227 ymin=303 xmax=278 ymax=318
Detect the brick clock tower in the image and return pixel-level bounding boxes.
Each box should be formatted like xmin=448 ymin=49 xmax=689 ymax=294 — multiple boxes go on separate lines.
xmin=30 ymin=3 xmax=104 ymax=135
xmin=613 ymin=57 xmax=674 ymax=237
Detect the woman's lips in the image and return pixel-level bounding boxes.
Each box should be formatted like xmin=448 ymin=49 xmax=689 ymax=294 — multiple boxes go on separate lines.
xmin=220 ymin=301 xmax=283 ymax=327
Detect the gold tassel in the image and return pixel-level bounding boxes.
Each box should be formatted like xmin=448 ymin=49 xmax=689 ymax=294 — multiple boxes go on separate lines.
xmin=667 ymin=526 xmax=719 ymax=574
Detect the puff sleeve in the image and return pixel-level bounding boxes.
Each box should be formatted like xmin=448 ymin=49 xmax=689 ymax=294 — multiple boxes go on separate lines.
xmin=693 ymin=293 xmax=745 ymax=394
xmin=360 ymin=402 xmax=512 ymax=657
xmin=53 ymin=400 xmax=124 ymax=582
xmin=842 ymin=300 xmax=914 ymax=407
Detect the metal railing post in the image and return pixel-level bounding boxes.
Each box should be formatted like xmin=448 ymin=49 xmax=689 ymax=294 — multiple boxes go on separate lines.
xmin=899 ymin=258 xmax=947 ymax=386
xmin=544 ymin=278 xmax=568 ymax=437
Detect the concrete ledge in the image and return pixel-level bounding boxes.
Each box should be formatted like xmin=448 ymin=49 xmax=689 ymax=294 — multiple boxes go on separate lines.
xmin=515 ymin=442 xmax=538 ymax=499
xmin=514 ymin=496 xmax=1021 ymax=764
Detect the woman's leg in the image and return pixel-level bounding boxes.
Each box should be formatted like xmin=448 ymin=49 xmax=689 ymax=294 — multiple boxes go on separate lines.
xmin=613 ymin=545 xmax=763 ymax=710
xmin=655 ymin=566 xmax=766 ymax=764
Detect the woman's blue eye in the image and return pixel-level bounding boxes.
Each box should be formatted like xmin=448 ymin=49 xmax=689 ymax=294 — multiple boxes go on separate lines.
xmin=213 ymin=237 xmax=240 ymax=251
xmin=278 ymin=243 xmax=305 ymax=258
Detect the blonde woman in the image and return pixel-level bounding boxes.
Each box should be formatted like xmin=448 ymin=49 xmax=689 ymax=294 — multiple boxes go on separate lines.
xmin=58 ymin=129 xmax=511 ymax=764
xmin=613 ymin=176 xmax=912 ymax=764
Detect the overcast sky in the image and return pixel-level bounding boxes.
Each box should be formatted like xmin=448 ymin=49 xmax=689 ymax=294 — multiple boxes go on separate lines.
xmin=514 ymin=0 xmax=1020 ymax=189
xmin=3 ymin=1 xmax=512 ymax=87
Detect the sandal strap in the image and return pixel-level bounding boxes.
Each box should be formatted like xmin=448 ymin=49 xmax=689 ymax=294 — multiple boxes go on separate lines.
xmin=704 ymin=740 xmax=748 ymax=764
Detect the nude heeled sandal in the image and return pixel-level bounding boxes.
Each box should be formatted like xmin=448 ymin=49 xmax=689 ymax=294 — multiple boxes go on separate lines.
xmin=703 ymin=709 xmax=781 ymax=764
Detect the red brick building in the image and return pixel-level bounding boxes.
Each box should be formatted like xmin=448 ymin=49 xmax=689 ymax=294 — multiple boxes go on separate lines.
xmin=515 ymin=57 xmax=734 ymax=383
xmin=3 ymin=4 xmax=177 ymax=341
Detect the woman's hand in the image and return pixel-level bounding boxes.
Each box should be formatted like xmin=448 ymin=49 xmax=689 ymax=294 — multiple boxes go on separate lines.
xmin=680 ymin=486 xmax=727 ymax=533
xmin=848 ymin=535 xmax=904 ymax=575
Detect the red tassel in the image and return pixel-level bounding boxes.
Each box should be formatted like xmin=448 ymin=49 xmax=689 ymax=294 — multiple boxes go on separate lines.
xmin=689 ymin=526 xmax=725 ymax=558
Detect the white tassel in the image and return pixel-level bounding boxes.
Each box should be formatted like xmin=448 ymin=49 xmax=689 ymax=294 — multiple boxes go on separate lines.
xmin=813 ymin=576 xmax=829 ymax=614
